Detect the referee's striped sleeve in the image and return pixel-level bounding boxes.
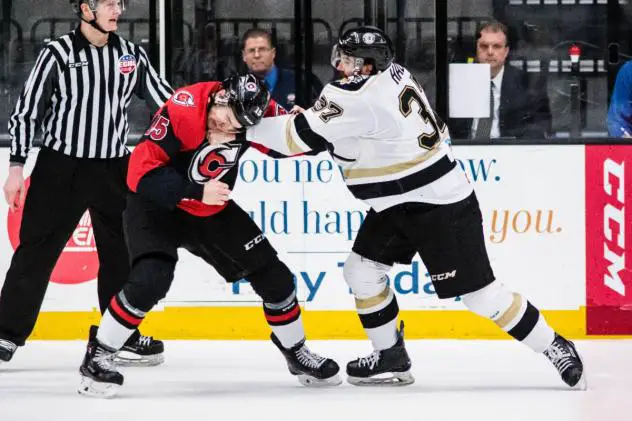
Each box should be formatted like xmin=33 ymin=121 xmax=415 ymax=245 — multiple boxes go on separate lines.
xmin=8 ymin=46 xmax=58 ymax=164
xmin=136 ymin=45 xmax=173 ymax=113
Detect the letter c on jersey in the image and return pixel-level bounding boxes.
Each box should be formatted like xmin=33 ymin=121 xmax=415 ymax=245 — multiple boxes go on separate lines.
xmin=188 ymin=143 xmax=242 ymax=183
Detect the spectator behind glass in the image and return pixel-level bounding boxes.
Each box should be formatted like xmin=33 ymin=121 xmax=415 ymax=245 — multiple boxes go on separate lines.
xmin=607 ymin=60 xmax=632 ymax=137
xmin=449 ymin=21 xmax=551 ymax=140
xmin=241 ymin=28 xmax=322 ymax=109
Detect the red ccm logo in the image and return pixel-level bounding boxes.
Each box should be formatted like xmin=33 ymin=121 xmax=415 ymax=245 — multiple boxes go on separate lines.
xmin=6 ymin=177 xmax=99 ymax=285
xmin=602 ymin=159 xmax=625 ymax=296
xmin=586 ymin=146 xmax=632 ymax=334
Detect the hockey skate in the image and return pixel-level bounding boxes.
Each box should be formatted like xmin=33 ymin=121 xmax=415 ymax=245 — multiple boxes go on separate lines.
xmin=78 ymin=339 xmax=124 ymax=398
xmin=543 ymin=333 xmax=586 ymax=390
xmin=271 ymin=333 xmax=342 ymax=387
xmin=89 ymin=325 xmax=165 ymax=367
xmin=0 ymin=339 xmax=17 ymax=363
xmin=346 ymin=321 xmax=414 ymax=386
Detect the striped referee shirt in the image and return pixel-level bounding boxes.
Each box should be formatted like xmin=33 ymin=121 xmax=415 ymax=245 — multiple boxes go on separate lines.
xmin=8 ymin=27 xmax=173 ymax=164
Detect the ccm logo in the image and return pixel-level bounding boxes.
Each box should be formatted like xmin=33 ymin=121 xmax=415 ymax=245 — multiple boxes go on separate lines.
xmin=430 ymin=270 xmax=456 ymax=281
xmin=244 ymin=234 xmax=265 ymax=251
xmin=603 ymin=159 xmax=626 ymax=296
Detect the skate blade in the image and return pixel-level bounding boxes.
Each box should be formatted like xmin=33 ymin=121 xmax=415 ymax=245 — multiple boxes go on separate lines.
xmin=114 ymin=351 xmax=165 ymax=367
xmin=297 ymin=373 xmax=342 ymax=388
xmin=571 ymin=371 xmax=588 ymax=391
xmin=78 ymin=375 xmax=120 ymax=398
xmin=347 ymin=370 xmax=415 ymax=387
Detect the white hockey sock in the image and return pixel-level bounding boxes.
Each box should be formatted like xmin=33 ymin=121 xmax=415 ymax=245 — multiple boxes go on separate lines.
xmin=356 ymin=286 xmax=399 ymax=350
xmin=271 ymin=315 xmax=305 ymax=349
xmin=523 ymin=314 xmax=556 ymax=353
xmin=462 ymin=281 xmax=555 ymax=353
xmin=365 ymin=317 xmax=398 ymax=350
xmin=97 ymin=309 xmax=136 ymax=350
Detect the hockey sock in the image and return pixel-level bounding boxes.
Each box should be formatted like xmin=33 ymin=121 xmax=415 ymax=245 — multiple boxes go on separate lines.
xmin=495 ymin=293 xmax=555 ymax=353
xmin=462 ymin=282 xmax=555 ymax=353
xmin=263 ymin=292 xmax=304 ymax=349
xmin=97 ymin=292 xmax=146 ymax=350
xmin=356 ymin=286 xmax=399 ymax=350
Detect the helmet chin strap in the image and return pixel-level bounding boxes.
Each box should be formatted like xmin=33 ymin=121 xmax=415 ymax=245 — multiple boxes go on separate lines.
xmin=80 ymin=14 xmax=109 ymax=34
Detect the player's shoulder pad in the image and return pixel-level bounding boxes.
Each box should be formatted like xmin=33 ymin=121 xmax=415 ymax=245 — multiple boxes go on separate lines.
xmin=167 ymin=82 xmax=220 ymax=118
xmin=165 ymin=82 xmax=219 ymax=139
xmin=329 ymin=74 xmax=371 ymax=92
xmin=315 ymin=83 xmax=362 ymax=110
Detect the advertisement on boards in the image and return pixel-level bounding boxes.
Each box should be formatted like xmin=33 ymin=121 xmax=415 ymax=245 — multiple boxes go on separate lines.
xmin=0 ymin=146 xmax=586 ymax=316
xmin=586 ymin=145 xmax=632 ymax=334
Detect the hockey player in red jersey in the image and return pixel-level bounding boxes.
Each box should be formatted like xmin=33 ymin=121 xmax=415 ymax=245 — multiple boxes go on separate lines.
xmin=77 ymin=74 xmax=341 ymax=398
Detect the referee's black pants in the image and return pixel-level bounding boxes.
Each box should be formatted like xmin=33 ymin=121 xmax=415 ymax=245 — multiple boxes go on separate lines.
xmin=0 ymin=147 xmax=131 ymax=346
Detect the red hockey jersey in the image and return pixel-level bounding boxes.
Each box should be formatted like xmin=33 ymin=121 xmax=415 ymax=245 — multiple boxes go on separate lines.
xmin=127 ymin=82 xmax=284 ymax=217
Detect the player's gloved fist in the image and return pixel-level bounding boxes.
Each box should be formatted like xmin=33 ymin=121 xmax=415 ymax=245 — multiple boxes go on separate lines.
xmin=202 ymin=179 xmax=231 ymax=206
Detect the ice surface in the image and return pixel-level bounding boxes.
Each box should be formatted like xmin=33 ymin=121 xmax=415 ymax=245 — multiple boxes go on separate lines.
xmin=1 ymin=339 xmax=630 ymax=421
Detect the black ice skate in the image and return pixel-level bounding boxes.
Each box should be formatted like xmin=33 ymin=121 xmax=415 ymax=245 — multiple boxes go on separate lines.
xmin=78 ymin=339 xmax=124 ymax=398
xmin=543 ymin=333 xmax=586 ymax=389
xmin=346 ymin=321 xmax=414 ymax=386
xmin=89 ymin=325 xmax=165 ymax=367
xmin=0 ymin=339 xmax=17 ymax=363
xmin=271 ymin=333 xmax=342 ymax=387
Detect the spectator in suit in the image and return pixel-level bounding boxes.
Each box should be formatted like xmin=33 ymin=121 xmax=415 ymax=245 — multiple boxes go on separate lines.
xmin=449 ymin=21 xmax=551 ymax=140
xmin=241 ymin=28 xmax=322 ymax=109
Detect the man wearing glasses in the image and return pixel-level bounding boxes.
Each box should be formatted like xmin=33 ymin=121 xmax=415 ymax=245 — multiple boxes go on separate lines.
xmin=241 ymin=28 xmax=323 ymax=110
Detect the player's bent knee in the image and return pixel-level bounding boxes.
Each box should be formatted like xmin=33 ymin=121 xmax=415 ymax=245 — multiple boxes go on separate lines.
xmin=247 ymin=257 xmax=295 ymax=303
xmin=461 ymin=280 xmax=514 ymax=320
xmin=122 ymin=254 xmax=177 ymax=312
xmin=343 ymin=252 xmax=392 ymax=299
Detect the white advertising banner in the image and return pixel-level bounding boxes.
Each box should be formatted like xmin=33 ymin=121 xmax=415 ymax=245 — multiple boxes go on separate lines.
xmin=0 ymin=145 xmax=586 ymax=312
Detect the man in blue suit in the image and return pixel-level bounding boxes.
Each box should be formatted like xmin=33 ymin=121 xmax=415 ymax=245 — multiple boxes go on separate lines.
xmin=241 ymin=28 xmax=322 ymax=110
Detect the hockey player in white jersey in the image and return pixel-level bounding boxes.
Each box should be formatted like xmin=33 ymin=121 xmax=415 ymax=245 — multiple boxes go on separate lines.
xmin=213 ymin=26 xmax=585 ymax=389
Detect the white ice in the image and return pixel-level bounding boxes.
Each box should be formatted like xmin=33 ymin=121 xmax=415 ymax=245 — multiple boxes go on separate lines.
xmin=1 ymin=339 xmax=630 ymax=421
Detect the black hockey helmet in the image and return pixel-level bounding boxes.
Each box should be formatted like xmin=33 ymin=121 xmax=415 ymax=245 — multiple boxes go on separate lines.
xmin=217 ymin=74 xmax=271 ymax=128
xmin=331 ymin=25 xmax=395 ymax=72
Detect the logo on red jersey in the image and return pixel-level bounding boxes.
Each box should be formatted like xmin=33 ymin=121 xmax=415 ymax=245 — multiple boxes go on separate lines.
xmin=118 ymin=54 xmax=137 ymax=74
xmin=172 ymin=90 xmax=195 ymax=107
xmin=189 ymin=142 xmax=242 ymax=183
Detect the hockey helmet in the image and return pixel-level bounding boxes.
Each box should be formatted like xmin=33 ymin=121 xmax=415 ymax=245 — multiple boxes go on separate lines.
xmin=70 ymin=0 xmax=126 ymax=16
xmin=331 ymin=25 xmax=394 ymax=72
xmin=217 ymin=74 xmax=271 ymax=128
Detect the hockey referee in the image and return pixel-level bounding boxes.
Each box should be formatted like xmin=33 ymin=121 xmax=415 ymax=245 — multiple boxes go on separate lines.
xmin=0 ymin=0 xmax=173 ymax=366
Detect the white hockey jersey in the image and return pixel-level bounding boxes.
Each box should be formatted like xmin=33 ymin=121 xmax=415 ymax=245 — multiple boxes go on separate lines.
xmin=246 ymin=63 xmax=474 ymax=212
